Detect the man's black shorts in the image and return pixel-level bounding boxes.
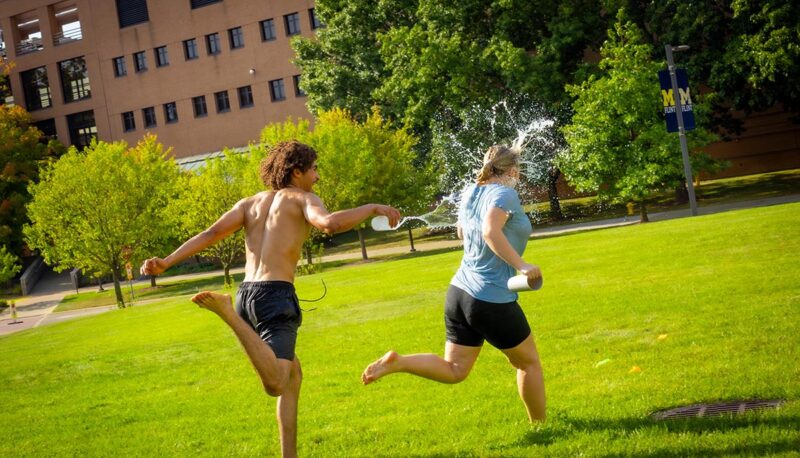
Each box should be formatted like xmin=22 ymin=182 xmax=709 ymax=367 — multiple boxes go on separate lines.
xmin=235 ymin=281 xmax=302 ymax=361
xmin=444 ymin=284 xmax=531 ymax=349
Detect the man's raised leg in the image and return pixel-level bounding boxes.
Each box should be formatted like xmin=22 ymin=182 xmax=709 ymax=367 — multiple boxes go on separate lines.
xmin=191 ymin=291 xmax=291 ymax=395
xmin=277 ymin=357 xmax=302 ymax=458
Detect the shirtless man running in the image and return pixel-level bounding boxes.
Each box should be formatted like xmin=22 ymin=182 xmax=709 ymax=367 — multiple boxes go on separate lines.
xmin=140 ymin=140 xmax=400 ymax=457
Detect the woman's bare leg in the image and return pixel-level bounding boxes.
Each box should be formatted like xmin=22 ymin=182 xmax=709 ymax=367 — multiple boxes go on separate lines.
xmin=501 ymin=334 xmax=546 ymax=422
xmin=362 ymin=341 xmax=481 ymax=384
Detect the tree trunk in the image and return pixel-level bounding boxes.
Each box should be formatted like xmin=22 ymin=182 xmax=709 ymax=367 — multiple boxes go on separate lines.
xmin=305 ymin=244 xmax=313 ymax=265
xmin=407 ymin=227 xmax=416 ymax=252
xmin=547 ymin=168 xmax=564 ymax=221
xmin=223 ymin=264 xmax=232 ymax=288
xmin=640 ymin=200 xmax=649 ymax=223
xmin=150 ymin=275 xmax=157 ymax=287
xmin=357 ymin=227 xmax=368 ymax=260
xmin=111 ymin=267 xmax=125 ymax=308
xmin=675 ymin=181 xmax=689 ymax=204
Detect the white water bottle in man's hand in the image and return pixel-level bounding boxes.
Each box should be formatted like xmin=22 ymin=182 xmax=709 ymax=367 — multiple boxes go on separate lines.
xmin=508 ymin=263 xmax=543 ymax=292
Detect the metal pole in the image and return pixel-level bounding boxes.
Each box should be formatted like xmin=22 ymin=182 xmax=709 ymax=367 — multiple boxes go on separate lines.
xmin=665 ymin=44 xmax=698 ymax=216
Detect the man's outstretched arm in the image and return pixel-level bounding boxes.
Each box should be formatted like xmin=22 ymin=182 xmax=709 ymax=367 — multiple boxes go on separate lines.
xmin=302 ymin=193 xmax=400 ymax=235
xmin=141 ymin=199 xmax=247 ymax=276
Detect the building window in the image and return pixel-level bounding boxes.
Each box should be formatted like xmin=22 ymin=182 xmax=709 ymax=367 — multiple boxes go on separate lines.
xmin=113 ymin=56 xmax=127 ymax=77
xmin=309 ymin=9 xmax=323 ymax=30
xmin=237 ymin=85 xmax=254 ymax=108
xmin=66 ymin=110 xmax=96 ymax=149
xmin=34 ymin=119 xmax=57 ymax=141
xmin=183 ymin=38 xmax=198 ymax=60
xmin=122 ymin=111 xmax=136 ymax=132
xmin=133 ymin=51 xmax=147 ymax=72
xmin=214 ymin=90 xmax=230 ymax=113
xmin=228 ymin=27 xmax=244 ymax=49
xmin=20 ymin=66 xmax=52 ymax=111
xmin=190 ymin=0 xmax=221 ymax=9
xmin=59 ymin=57 xmax=91 ymax=103
xmin=192 ymin=95 xmax=207 ymax=117
xmin=205 ymin=33 xmax=221 ymax=55
xmin=269 ymin=79 xmax=285 ymax=101
xmin=293 ymin=75 xmax=306 ymax=97
xmin=284 ymin=13 xmax=300 ymax=36
xmin=260 ymin=19 xmax=276 ymax=41
xmin=164 ymin=102 xmax=178 ymax=123
xmin=154 ymin=46 xmax=169 ymax=67
xmin=142 ymin=106 xmax=156 ymax=127
xmin=116 ymin=0 xmax=149 ymax=28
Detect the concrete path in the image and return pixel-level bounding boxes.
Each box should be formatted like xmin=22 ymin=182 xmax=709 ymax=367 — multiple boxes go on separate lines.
xmin=1 ymin=193 xmax=798 ymax=336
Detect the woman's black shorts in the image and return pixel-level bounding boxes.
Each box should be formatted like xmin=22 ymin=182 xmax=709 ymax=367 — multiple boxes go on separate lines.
xmin=444 ymin=284 xmax=531 ymax=349
xmin=235 ymin=281 xmax=302 ymax=361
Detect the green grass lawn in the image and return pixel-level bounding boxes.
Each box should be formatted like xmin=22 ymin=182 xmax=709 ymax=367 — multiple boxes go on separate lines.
xmin=2 ymin=203 xmax=799 ymax=456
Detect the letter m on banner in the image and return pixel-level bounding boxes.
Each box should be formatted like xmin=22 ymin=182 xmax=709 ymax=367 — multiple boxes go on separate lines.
xmin=658 ymin=68 xmax=696 ymax=133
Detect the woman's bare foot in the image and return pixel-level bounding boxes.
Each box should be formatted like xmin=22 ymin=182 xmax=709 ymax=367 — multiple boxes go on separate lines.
xmin=361 ymin=351 xmax=399 ymax=385
xmin=191 ymin=291 xmax=234 ymax=318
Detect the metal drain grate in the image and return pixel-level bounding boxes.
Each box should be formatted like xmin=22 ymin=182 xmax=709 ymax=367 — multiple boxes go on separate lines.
xmin=652 ymin=399 xmax=784 ymax=420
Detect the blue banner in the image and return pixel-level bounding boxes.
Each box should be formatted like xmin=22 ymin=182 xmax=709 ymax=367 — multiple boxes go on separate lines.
xmin=658 ymin=68 xmax=695 ymax=133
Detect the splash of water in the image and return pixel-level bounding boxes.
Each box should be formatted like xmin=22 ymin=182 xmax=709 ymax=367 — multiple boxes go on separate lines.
xmin=388 ymin=97 xmax=563 ymax=229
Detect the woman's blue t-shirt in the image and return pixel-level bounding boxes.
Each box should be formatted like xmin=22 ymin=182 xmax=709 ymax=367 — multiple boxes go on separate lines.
xmin=450 ymin=183 xmax=532 ymax=303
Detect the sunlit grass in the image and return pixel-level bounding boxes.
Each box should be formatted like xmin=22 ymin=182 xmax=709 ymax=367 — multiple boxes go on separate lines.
xmin=2 ymin=203 xmax=798 ymax=456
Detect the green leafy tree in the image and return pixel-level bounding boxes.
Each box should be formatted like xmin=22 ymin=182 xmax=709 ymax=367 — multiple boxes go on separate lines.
xmin=25 ymin=135 xmax=180 ymax=307
xmin=292 ymin=0 xmax=416 ymax=120
xmin=0 ymin=105 xmax=63 ymax=257
xmin=608 ymin=0 xmax=800 ymax=130
xmin=0 ymin=245 xmax=21 ymax=285
xmin=170 ymin=149 xmax=256 ymax=287
xmin=561 ymin=12 xmax=719 ymax=222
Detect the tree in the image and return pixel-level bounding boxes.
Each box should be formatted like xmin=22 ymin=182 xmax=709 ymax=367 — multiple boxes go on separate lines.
xmin=170 ymin=149 xmax=257 ymax=287
xmin=292 ymin=0 xmax=417 ymax=120
xmin=560 ymin=12 xmax=719 ymax=221
xmin=25 ymin=135 xmax=180 ymax=307
xmin=606 ymin=0 xmax=800 ymax=131
xmin=0 ymin=105 xmax=63 ymax=258
xmin=0 ymin=245 xmax=21 ymax=285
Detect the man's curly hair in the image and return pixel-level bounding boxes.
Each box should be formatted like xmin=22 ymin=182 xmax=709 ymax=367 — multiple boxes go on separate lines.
xmin=260 ymin=140 xmax=318 ymax=190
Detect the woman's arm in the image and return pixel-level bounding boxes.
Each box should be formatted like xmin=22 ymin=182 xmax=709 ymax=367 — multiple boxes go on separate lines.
xmin=482 ymin=207 xmax=542 ymax=280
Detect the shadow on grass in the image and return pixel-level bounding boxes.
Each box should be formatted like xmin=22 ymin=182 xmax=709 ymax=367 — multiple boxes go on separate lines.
xmin=516 ymin=407 xmax=799 ymax=456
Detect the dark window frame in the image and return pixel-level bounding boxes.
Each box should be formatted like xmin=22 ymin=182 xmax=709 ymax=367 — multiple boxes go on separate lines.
xmin=116 ymin=0 xmax=149 ymax=28
xmin=113 ymin=56 xmax=127 ymax=77
xmin=154 ymin=46 xmax=169 ymax=67
xmin=164 ymin=102 xmax=178 ymax=123
xmin=214 ymin=90 xmax=231 ymax=113
xmin=66 ymin=110 xmax=96 ymax=149
xmin=183 ymin=38 xmax=199 ymax=60
xmin=205 ymin=33 xmax=221 ymax=55
xmin=142 ymin=106 xmax=157 ymax=127
xmin=122 ymin=111 xmax=136 ymax=132
xmin=284 ymin=12 xmax=301 ymax=36
xmin=58 ymin=56 xmax=92 ymax=104
xmin=309 ymin=8 xmax=323 ymax=30
xmin=190 ymin=0 xmax=222 ymax=9
xmin=237 ymin=85 xmax=254 ymax=108
xmin=260 ymin=18 xmax=276 ymax=41
xmin=20 ymin=66 xmax=53 ymax=112
xmin=292 ymin=75 xmax=306 ymax=97
xmin=192 ymin=95 xmax=208 ymax=118
xmin=133 ymin=51 xmax=147 ymax=72
xmin=228 ymin=26 xmax=244 ymax=49
xmin=269 ymin=78 xmax=286 ymax=101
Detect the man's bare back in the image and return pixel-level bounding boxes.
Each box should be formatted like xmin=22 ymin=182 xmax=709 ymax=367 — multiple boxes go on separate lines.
xmin=244 ymin=188 xmax=313 ymax=282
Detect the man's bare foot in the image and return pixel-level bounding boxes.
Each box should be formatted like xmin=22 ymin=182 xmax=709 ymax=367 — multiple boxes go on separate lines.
xmin=191 ymin=291 xmax=234 ymax=318
xmin=361 ymin=351 xmax=399 ymax=385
